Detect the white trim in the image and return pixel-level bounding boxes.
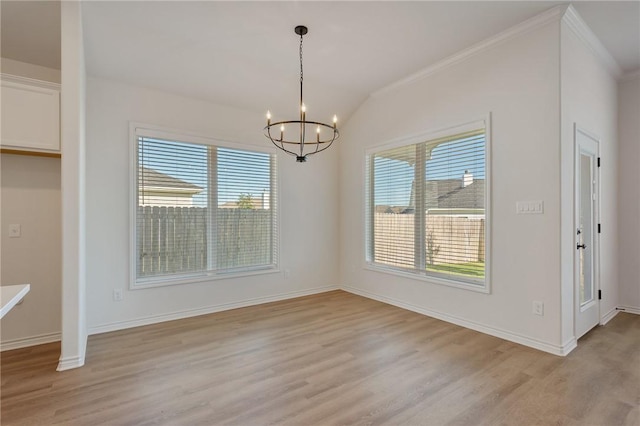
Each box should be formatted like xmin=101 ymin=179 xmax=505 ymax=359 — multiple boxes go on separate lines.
xmin=562 ymin=5 xmax=622 ymax=79
xmin=561 ymin=337 xmax=578 ymax=355
xmin=0 ymin=73 xmax=61 ymax=90
xmin=600 ymin=307 xmax=619 ymax=325
xmin=617 ymin=306 xmax=640 ymax=316
xmin=133 ymin=267 xmax=281 ymax=290
xmin=0 ymin=332 xmax=60 ymax=352
xmin=363 ymin=264 xmax=489 ymax=294
xmin=342 ymin=285 xmax=575 ymax=356
xmin=57 ymin=355 xmax=85 ymax=371
xmin=365 ymin=119 xmax=486 ymax=155
xmin=372 ymin=5 xmax=567 ymax=98
xmin=130 ymin=122 xmax=276 ymax=155
xmin=89 ymin=285 xmax=338 ymax=335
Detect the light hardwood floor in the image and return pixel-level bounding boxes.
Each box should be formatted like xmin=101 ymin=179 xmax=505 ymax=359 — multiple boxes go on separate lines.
xmin=1 ymin=290 xmax=638 ymax=425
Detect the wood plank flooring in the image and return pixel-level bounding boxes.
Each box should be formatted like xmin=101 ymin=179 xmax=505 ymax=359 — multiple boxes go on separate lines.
xmin=1 ymin=290 xmax=638 ymax=425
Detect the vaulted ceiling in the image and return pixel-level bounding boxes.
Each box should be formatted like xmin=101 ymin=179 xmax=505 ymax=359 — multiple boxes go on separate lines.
xmin=2 ymin=1 xmax=639 ymax=123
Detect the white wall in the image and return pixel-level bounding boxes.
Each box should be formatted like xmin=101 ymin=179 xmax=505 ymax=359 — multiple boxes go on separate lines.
xmin=339 ymin=21 xmax=567 ymax=353
xmin=1 ymin=154 xmax=61 ymax=349
xmin=58 ymin=1 xmax=88 ymax=371
xmin=559 ymin=20 xmax=619 ymax=341
xmin=618 ymin=74 xmax=640 ymax=312
xmin=85 ymin=77 xmax=339 ymax=332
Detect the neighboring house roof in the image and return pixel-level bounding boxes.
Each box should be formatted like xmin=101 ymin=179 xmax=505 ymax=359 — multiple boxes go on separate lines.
xmin=139 ymin=167 xmax=203 ymax=195
xmin=436 ymin=180 xmax=484 ymax=209
xmin=376 ymin=178 xmax=485 ymax=212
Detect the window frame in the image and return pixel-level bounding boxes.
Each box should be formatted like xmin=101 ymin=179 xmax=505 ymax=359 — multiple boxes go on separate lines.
xmin=129 ymin=122 xmax=280 ymax=290
xmin=364 ymin=117 xmax=492 ymax=294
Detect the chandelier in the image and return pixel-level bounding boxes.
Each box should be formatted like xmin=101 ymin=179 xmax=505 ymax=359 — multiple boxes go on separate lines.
xmin=264 ymin=26 xmax=339 ymax=162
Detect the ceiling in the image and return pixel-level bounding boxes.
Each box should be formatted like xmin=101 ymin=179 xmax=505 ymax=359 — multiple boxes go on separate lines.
xmin=2 ymin=1 xmax=638 ymax=122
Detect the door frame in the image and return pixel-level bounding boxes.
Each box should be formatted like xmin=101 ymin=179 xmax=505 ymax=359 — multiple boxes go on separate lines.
xmin=573 ymin=124 xmax=601 ymax=339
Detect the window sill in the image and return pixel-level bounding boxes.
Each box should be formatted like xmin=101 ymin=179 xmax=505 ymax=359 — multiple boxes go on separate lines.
xmin=131 ymin=266 xmax=280 ymax=290
xmin=363 ymin=262 xmax=490 ymax=294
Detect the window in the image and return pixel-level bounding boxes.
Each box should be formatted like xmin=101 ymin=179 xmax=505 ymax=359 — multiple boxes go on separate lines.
xmin=132 ymin=126 xmax=277 ymax=288
xmin=366 ymin=122 xmax=488 ymax=289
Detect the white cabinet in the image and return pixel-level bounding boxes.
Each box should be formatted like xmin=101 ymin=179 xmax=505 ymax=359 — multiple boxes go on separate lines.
xmin=1 ymin=74 xmax=60 ymax=153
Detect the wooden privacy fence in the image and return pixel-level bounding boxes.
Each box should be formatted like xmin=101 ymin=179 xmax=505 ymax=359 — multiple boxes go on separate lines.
xmin=137 ymin=206 xmax=272 ymax=277
xmin=373 ymin=213 xmax=485 ymax=267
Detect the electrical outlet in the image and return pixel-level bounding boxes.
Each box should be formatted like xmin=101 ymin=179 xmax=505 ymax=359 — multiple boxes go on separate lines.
xmin=113 ymin=288 xmax=124 ymax=302
xmin=8 ymin=224 xmax=21 ymax=238
xmin=284 ymin=269 xmax=291 ymax=279
xmin=532 ymin=301 xmax=544 ymax=316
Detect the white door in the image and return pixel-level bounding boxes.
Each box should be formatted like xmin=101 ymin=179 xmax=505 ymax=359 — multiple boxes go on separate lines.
xmin=575 ymin=128 xmax=599 ymax=339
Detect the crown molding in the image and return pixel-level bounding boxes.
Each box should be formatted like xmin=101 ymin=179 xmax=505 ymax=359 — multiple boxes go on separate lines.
xmin=0 ymin=72 xmax=61 ymax=90
xmin=562 ymin=5 xmax=623 ymax=79
xmin=371 ymin=4 xmax=568 ymax=98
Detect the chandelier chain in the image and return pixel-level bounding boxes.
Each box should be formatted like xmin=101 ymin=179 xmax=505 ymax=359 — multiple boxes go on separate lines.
xmin=299 ymin=33 xmax=304 ymax=84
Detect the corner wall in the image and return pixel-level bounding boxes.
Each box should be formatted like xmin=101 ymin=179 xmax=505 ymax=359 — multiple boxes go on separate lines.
xmin=58 ymin=1 xmax=87 ymax=370
xmin=617 ymin=74 xmax=640 ymax=313
xmin=85 ymin=77 xmax=339 ymax=332
xmin=339 ymin=20 xmax=566 ymax=353
xmin=559 ymin=17 xmax=619 ymax=343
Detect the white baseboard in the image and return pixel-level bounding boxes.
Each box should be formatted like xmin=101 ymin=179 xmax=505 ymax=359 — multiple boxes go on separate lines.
xmin=561 ymin=337 xmax=577 ymax=355
xmin=0 ymin=332 xmax=60 ymax=352
xmin=57 ymin=355 xmax=85 ymax=371
xmin=600 ymin=307 xmax=620 ymax=325
xmin=342 ymin=285 xmax=575 ymax=356
xmin=89 ymin=285 xmax=339 ymax=335
xmin=617 ymin=305 xmax=640 ymax=315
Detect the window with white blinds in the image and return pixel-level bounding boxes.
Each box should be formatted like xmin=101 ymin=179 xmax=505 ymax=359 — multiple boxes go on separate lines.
xmin=133 ymin=128 xmax=277 ymax=288
xmin=366 ymin=124 xmax=488 ymax=288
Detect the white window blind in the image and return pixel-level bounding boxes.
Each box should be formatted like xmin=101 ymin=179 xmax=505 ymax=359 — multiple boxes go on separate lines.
xmin=135 ymin=133 xmax=277 ymax=287
xmin=367 ymin=127 xmax=487 ymax=286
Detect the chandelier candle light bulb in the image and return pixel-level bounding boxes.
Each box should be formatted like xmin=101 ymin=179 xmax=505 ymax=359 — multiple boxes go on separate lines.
xmin=263 ymin=25 xmax=339 ymax=162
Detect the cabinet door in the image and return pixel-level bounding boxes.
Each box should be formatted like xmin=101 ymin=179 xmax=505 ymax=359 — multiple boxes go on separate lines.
xmin=1 ymin=80 xmax=60 ymax=152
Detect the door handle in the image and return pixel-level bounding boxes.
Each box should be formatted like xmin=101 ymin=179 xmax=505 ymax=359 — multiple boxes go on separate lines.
xmin=577 ymin=243 xmax=586 ymax=250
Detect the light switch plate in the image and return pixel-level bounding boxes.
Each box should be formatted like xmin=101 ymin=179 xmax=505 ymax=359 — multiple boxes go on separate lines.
xmin=8 ymin=224 xmax=21 ymax=238
xmin=517 ymin=201 xmax=544 ymax=214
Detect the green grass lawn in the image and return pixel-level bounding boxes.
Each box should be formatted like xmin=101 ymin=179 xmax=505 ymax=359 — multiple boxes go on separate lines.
xmin=427 ymin=261 xmax=485 ymax=278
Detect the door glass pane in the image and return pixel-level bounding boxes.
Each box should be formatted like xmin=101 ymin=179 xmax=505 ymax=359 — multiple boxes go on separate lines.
xmin=579 ymin=153 xmax=593 ymax=305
